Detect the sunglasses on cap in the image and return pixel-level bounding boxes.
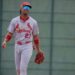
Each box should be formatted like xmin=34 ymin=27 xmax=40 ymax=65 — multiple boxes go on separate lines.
xmin=23 ymin=6 xmax=31 ymax=10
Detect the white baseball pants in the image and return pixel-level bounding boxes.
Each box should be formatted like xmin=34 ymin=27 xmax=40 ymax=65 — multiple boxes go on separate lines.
xmin=15 ymin=43 xmax=33 ymax=75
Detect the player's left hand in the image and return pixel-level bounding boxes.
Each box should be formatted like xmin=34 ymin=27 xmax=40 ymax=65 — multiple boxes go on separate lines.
xmin=34 ymin=51 xmax=45 ymax=64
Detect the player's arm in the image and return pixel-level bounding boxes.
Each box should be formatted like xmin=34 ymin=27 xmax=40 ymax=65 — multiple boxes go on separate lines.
xmin=33 ymin=35 xmax=41 ymax=53
xmin=33 ymin=35 xmax=44 ymax=64
xmin=2 ymin=32 xmax=13 ymax=48
xmin=2 ymin=18 xmax=15 ymax=48
xmin=33 ymin=22 xmax=44 ymax=64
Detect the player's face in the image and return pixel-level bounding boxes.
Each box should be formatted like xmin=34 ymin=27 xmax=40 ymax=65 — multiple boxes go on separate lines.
xmin=21 ymin=6 xmax=31 ymax=15
xmin=22 ymin=9 xmax=30 ymax=15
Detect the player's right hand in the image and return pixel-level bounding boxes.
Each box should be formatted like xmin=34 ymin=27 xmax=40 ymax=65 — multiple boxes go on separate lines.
xmin=2 ymin=41 xmax=7 ymax=48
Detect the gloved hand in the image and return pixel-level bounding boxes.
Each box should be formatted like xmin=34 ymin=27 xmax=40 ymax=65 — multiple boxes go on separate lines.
xmin=34 ymin=51 xmax=44 ymax=64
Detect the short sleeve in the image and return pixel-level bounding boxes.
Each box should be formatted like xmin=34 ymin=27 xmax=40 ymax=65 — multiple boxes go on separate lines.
xmin=7 ymin=19 xmax=15 ymax=33
xmin=33 ymin=21 xmax=39 ymax=36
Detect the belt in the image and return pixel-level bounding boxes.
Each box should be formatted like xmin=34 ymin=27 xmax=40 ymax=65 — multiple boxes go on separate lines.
xmin=16 ymin=41 xmax=32 ymax=45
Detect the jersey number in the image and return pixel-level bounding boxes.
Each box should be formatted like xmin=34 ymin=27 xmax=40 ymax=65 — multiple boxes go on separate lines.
xmin=25 ymin=32 xmax=31 ymax=38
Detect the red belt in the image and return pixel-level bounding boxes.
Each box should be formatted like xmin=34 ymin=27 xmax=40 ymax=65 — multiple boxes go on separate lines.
xmin=17 ymin=41 xmax=31 ymax=45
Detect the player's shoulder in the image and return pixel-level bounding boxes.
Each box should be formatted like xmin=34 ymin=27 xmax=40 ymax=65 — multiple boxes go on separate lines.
xmin=29 ymin=16 xmax=37 ymax=24
xmin=10 ymin=16 xmax=19 ymax=22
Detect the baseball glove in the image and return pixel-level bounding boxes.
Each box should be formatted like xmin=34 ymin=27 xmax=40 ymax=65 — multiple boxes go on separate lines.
xmin=34 ymin=52 xmax=44 ymax=64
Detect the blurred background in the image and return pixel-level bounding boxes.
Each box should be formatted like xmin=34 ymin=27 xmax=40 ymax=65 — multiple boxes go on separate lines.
xmin=0 ymin=0 xmax=75 ymax=75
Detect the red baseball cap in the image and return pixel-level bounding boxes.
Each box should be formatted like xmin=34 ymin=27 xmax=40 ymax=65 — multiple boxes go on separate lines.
xmin=20 ymin=2 xmax=32 ymax=8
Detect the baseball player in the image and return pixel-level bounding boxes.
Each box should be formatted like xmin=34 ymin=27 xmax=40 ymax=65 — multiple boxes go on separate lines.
xmin=2 ymin=2 xmax=44 ymax=75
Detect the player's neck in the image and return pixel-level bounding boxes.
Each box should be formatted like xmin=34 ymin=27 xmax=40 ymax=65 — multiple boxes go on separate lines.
xmin=21 ymin=13 xmax=29 ymax=18
xmin=20 ymin=14 xmax=29 ymax=22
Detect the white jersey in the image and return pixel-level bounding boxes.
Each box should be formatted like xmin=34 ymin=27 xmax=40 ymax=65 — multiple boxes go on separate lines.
xmin=7 ymin=16 xmax=39 ymax=45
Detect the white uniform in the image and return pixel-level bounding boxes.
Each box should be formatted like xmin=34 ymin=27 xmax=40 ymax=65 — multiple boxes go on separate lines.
xmin=7 ymin=16 xmax=39 ymax=75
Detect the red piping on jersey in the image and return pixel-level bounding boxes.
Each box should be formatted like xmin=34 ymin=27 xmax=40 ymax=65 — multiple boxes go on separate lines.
xmin=20 ymin=15 xmax=29 ymax=22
